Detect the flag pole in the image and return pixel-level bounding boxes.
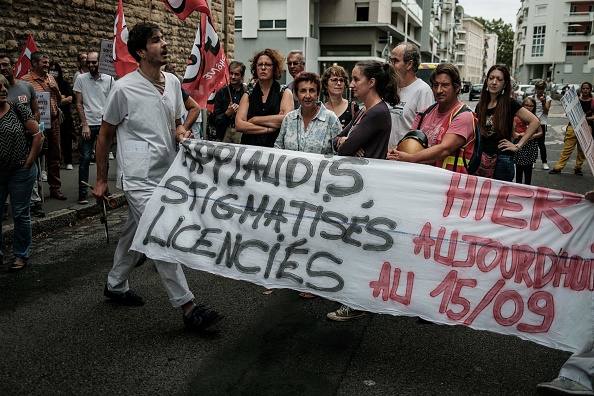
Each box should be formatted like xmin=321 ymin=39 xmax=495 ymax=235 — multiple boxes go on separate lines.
xmin=225 ymin=73 xmax=232 ymax=101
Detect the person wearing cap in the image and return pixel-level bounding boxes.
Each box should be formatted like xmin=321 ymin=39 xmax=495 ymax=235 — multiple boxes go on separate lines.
xmin=386 ymin=63 xmax=475 ymax=174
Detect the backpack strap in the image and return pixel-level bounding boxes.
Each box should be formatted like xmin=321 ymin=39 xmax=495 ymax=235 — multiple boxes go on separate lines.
xmin=416 ymin=103 xmax=439 ymax=129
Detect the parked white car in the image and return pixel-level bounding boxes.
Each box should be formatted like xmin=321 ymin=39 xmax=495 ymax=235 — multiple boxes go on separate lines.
xmin=515 ymin=85 xmax=535 ymax=103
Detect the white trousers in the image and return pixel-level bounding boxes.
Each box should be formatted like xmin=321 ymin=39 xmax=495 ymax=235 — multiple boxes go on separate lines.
xmin=106 ymin=189 xmax=195 ymax=308
xmin=559 ymin=340 xmax=594 ymax=390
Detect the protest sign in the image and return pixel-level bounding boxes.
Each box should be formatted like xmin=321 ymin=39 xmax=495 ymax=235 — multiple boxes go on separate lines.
xmin=36 ymin=92 xmax=51 ymax=125
xmin=98 ymin=39 xmax=117 ymax=77
xmin=560 ymin=87 xmax=594 ymax=175
xmin=132 ymin=141 xmax=594 ymax=353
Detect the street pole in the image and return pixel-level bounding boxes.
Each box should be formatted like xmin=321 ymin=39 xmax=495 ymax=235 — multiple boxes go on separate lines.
xmin=404 ymin=0 xmax=409 ymax=43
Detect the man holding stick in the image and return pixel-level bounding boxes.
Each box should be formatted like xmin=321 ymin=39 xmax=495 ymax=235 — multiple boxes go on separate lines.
xmin=92 ymin=22 xmax=223 ymax=331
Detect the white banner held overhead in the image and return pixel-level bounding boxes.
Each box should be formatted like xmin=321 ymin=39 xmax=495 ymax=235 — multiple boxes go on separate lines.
xmin=560 ymin=87 xmax=594 ymax=175
xmin=132 ymin=141 xmax=594 ymax=353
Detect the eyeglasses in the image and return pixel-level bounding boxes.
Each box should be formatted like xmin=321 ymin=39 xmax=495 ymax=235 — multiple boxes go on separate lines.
xmin=329 ymin=78 xmax=345 ymax=84
xmin=257 ymin=62 xmax=273 ymax=69
xmin=287 ymin=61 xmax=303 ymax=66
xmin=86 ymin=61 xmax=98 ymax=65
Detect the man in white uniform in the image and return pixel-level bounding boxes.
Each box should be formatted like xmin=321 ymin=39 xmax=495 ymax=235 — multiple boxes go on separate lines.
xmin=93 ymin=22 xmax=223 ymax=331
xmin=537 ymin=189 xmax=594 ymax=396
xmin=387 ymin=42 xmax=434 ymax=148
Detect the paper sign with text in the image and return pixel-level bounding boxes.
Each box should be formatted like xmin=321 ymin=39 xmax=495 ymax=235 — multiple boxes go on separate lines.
xmin=36 ymin=92 xmax=50 ymax=125
xmin=132 ymin=141 xmax=594 ymax=353
xmin=560 ymin=87 xmax=594 ymax=175
xmin=98 ymin=39 xmax=117 ymax=77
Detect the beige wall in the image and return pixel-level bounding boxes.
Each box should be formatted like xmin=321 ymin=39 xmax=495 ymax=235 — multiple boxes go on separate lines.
xmin=0 ymin=0 xmax=233 ymax=80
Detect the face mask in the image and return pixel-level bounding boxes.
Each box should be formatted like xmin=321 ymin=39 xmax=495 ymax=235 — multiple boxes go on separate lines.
xmin=49 ymin=71 xmax=59 ymax=78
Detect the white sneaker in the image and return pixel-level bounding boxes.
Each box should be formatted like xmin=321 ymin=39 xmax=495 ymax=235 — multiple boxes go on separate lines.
xmin=532 ymin=163 xmax=535 ymax=169
xmin=542 ymin=163 xmax=550 ymax=170
xmin=108 ymin=152 xmax=115 ymax=160
xmin=41 ymin=170 xmax=47 ymax=182
xmin=66 ymin=164 xmax=73 ymax=170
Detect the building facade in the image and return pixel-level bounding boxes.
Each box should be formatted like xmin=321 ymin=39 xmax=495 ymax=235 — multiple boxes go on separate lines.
xmin=458 ymin=16 xmax=485 ymax=84
xmin=0 ymin=0 xmax=232 ymax=81
xmin=513 ymin=0 xmax=594 ymax=85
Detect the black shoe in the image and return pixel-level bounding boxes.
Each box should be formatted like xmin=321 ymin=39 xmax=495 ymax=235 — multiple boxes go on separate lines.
xmin=30 ymin=203 xmax=46 ymax=218
xmin=103 ymin=284 xmax=145 ymax=306
xmin=183 ymin=305 xmax=224 ymax=331
xmin=574 ymin=169 xmax=583 ymax=176
xmin=549 ymin=168 xmax=561 ymax=174
xmin=78 ymin=192 xmax=88 ymax=205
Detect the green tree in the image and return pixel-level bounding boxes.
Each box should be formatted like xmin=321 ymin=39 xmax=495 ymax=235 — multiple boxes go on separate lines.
xmin=475 ymin=17 xmax=514 ymax=68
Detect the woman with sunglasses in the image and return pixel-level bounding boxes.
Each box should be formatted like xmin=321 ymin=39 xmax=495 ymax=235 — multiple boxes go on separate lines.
xmin=321 ymin=65 xmax=359 ymax=129
xmin=235 ymin=48 xmax=294 ymax=147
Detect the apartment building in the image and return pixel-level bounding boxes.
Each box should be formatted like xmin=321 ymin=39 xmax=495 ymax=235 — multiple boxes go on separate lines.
xmin=233 ymin=0 xmax=493 ymax=84
xmin=234 ymin=0 xmax=320 ymax=82
xmin=458 ymin=16 xmax=485 ymax=84
xmin=513 ymin=0 xmax=594 ymax=85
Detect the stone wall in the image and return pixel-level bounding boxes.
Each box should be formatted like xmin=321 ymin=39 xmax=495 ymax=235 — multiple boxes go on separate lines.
xmin=0 ymin=0 xmax=235 ymax=80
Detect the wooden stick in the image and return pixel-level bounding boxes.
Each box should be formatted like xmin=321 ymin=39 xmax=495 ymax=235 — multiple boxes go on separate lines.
xmin=81 ymin=181 xmax=118 ymax=209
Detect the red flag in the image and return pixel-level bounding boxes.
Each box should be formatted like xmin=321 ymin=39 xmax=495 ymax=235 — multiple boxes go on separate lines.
xmin=112 ymin=0 xmax=137 ymax=78
xmin=182 ymin=11 xmax=229 ymax=111
xmin=159 ymin=0 xmax=209 ymax=21
xmin=14 ymin=34 xmax=38 ymax=79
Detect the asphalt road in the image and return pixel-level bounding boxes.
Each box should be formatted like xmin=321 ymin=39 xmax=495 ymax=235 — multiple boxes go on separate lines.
xmin=0 ymin=93 xmax=592 ymax=396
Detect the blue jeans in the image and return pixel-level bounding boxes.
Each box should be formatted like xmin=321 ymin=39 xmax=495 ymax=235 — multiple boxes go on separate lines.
xmin=0 ymin=165 xmax=36 ymax=262
xmin=78 ymin=125 xmax=100 ymax=195
xmin=494 ymin=154 xmax=515 ymax=182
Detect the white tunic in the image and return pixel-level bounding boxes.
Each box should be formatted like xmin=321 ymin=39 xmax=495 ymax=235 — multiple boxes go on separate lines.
xmin=102 ymin=70 xmax=184 ymax=191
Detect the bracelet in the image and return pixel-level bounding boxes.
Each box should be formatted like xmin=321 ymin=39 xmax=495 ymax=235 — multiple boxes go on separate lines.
xmin=32 ymin=130 xmax=43 ymax=136
xmin=515 ymin=143 xmax=522 ymax=150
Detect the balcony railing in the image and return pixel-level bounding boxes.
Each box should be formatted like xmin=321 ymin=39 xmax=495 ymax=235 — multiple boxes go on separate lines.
xmin=566 ymin=49 xmax=590 ymax=56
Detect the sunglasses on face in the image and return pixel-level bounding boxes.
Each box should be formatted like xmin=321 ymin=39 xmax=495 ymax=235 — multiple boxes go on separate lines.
xmin=86 ymin=61 xmax=98 ymax=65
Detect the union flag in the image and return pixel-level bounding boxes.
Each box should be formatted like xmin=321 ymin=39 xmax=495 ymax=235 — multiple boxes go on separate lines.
xmin=14 ymin=34 xmax=38 ymax=79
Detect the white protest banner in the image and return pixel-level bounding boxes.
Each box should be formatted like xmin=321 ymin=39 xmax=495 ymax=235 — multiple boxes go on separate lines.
xmin=132 ymin=141 xmax=594 ymax=353
xmin=98 ymin=39 xmax=117 ymax=77
xmin=560 ymin=87 xmax=594 ymax=175
xmin=36 ymin=92 xmax=51 ymax=125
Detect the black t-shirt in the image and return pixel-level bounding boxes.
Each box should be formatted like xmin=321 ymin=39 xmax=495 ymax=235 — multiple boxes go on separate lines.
xmin=482 ymin=98 xmax=521 ymax=156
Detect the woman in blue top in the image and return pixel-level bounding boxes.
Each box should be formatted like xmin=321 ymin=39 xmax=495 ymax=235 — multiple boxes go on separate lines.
xmin=275 ymin=72 xmax=341 ymax=155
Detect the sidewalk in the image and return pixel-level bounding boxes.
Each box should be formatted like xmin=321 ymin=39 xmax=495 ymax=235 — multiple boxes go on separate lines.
xmin=1 ymin=152 xmax=126 ymax=242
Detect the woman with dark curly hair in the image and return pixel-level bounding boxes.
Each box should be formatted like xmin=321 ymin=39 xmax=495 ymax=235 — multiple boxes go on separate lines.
xmin=235 ymin=48 xmax=294 ymax=147
xmin=475 ymin=64 xmax=540 ymax=181
xmin=321 ymin=65 xmax=359 ymax=129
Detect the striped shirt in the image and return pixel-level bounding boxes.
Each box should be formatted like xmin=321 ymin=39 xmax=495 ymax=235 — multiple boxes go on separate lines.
xmin=21 ymin=70 xmax=60 ymax=117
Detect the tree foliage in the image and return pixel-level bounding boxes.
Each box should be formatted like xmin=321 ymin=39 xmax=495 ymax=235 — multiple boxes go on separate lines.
xmin=475 ymin=17 xmax=514 ymax=68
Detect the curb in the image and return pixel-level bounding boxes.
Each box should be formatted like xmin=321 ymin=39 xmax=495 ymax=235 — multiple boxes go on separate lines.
xmin=2 ymin=193 xmax=127 ymax=243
